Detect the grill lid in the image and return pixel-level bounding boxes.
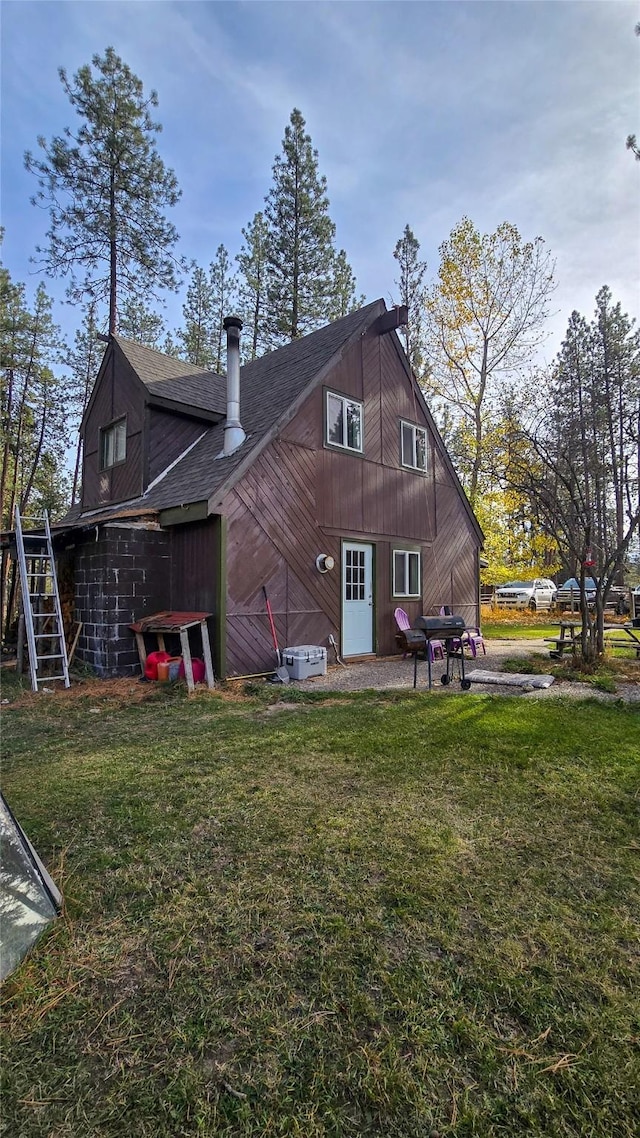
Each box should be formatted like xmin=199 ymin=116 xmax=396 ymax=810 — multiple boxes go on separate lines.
xmin=414 ymin=615 xmax=466 ymax=634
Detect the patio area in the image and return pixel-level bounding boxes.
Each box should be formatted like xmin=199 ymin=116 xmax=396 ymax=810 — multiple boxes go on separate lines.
xmin=287 ymin=638 xmax=640 ymax=702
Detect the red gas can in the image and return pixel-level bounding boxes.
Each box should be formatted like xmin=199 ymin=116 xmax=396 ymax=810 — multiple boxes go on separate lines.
xmin=144 ymin=650 xmax=171 ymax=681
xmin=178 ymin=657 xmax=206 ymax=683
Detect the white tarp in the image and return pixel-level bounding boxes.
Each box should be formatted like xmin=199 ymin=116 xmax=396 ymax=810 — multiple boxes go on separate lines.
xmin=468 ymin=670 xmax=555 ymax=689
xmin=0 ymin=794 xmax=60 ymax=981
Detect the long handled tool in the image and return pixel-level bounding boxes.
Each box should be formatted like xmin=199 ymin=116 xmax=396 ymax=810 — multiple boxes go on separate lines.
xmin=262 ymin=586 xmax=290 ymax=683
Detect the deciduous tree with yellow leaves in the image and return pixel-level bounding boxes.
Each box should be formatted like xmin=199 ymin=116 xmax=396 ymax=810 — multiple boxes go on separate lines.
xmin=423 ymin=218 xmax=555 ymax=509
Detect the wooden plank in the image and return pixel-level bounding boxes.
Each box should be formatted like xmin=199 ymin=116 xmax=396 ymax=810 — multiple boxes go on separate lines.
xmin=200 ymin=619 xmax=215 ymax=688
xmin=215 ymin=516 xmax=227 ymax=679
xmin=180 ymin=628 xmax=195 ymax=692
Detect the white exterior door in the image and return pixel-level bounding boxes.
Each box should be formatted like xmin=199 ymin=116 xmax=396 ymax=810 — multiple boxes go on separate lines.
xmin=342 ymin=542 xmax=374 ymax=656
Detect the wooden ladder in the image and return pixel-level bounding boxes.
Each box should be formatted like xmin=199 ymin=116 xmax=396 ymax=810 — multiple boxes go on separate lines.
xmin=14 ymin=507 xmax=70 ymax=692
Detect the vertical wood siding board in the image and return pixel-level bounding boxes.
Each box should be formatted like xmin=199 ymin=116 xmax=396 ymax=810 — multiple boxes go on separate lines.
xmin=170 ymin=519 xmax=218 ymax=614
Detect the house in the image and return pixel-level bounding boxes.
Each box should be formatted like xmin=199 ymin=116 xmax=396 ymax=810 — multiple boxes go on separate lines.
xmin=54 ymin=299 xmax=484 ymax=678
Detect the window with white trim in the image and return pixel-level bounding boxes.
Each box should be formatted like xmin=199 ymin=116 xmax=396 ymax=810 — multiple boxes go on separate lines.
xmin=326 ymin=391 xmax=363 ymax=453
xmin=393 ymin=550 xmax=421 ymax=597
xmin=400 ymin=420 xmax=427 ymax=472
xmin=100 ymin=417 xmax=127 ymax=469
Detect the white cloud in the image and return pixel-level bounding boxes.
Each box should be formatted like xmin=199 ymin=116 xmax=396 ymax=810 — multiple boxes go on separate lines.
xmin=1 ymin=0 xmax=637 ymax=353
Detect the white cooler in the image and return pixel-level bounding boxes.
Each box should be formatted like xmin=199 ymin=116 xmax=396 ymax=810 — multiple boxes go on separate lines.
xmin=282 ymin=645 xmax=327 ymax=680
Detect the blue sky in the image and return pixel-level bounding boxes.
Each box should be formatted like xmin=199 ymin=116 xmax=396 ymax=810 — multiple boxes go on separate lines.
xmin=1 ymin=0 xmax=638 ymax=361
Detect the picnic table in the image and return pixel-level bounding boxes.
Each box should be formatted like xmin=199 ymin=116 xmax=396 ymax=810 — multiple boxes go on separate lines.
xmin=545 ymin=620 xmax=640 ymax=659
xmin=603 ymin=623 xmax=640 ymax=657
xmin=544 ymin=620 xmax=580 ymax=658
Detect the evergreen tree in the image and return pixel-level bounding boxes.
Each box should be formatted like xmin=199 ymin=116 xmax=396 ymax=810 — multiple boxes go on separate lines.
xmin=236 ymin=212 xmax=269 ymax=360
xmin=1 ymin=269 xmax=68 ymax=625
xmin=209 ymin=245 xmax=236 ymax=373
xmin=161 ymin=330 xmax=182 ymax=358
xmin=509 ymin=290 xmax=640 ymax=659
xmin=178 ymin=264 xmax=216 ymax=367
xmin=1 ymin=276 xmax=66 ymax=530
xmin=327 ymin=249 xmax=364 ymax=321
xmin=25 ymin=46 xmax=181 ymax=335
xmin=66 ymin=303 xmax=104 ymax=504
xmin=264 ymin=108 xmax=336 ymax=342
xmin=117 ymin=297 xmax=165 ymax=348
xmin=393 ymin=225 xmax=427 ymax=377
xmin=626 ymin=22 xmax=640 ymax=160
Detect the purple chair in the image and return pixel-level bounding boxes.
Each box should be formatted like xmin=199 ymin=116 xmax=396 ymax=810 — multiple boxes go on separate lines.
xmin=439 ymin=606 xmax=485 ymax=657
xmin=464 ymin=627 xmax=486 ymax=657
xmin=395 ymin=607 xmax=444 ymax=662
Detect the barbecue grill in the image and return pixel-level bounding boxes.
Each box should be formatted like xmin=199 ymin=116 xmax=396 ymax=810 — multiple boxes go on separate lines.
xmin=412 ymin=614 xmax=471 ymax=690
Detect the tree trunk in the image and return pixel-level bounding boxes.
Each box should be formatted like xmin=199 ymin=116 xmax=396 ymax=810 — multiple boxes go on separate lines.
xmin=109 ymin=163 xmax=117 ymax=335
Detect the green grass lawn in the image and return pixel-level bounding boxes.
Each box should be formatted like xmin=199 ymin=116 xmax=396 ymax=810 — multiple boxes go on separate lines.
xmin=1 ymin=677 xmax=639 ymax=1137
xmin=482 ymin=622 xmax=557 ymax=640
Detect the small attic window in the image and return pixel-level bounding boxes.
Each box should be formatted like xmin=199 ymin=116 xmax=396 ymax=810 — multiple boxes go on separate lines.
xmin=100 ymin=417 xmax=127 ymax=469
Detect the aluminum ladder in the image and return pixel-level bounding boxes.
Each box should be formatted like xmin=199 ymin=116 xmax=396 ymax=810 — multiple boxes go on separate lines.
xmin=14 ymin=507 xmax=70 ymax=692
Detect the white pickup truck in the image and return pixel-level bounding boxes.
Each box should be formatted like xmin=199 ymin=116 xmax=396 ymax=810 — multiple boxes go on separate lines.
xmin=494 ymin=578 xmax=557 ymax=611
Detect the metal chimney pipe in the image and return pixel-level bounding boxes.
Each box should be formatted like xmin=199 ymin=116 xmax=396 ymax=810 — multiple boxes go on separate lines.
xmin=222 ymin=315 xmax=245 ymax=457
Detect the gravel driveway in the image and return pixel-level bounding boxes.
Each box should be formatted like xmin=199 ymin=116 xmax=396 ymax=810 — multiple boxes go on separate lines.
xmin=290 ymin=639 xmax=640 ymax=703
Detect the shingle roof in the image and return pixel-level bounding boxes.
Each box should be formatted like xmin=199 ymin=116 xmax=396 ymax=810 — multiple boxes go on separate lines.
xmin=114 ymin=337 xmax=227 ymax=416
xmin=62 ymin=301 xmax=386 ymax=526
xmin=144 ymin=300 xmax=385 ymax=511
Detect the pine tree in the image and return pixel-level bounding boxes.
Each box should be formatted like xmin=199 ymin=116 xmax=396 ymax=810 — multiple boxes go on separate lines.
xmin=178 ymin=264 xmax=216 ymax=367
xmin=1 ymin=270 xmax=68 ymax=625
xmin=209 ymin=245 xmax=236 ymax=373
xmin=327 ymin=249 xmax=364 ymax=321
xmin=66 ymin=303 xmax=104 ymax=504
xmin=264 ymin=108 xmax=337 ymax=342
xmin=161 ymin=330 xmax=182 ymax=358
xmin=236 ymin=212 xmax=269 ymax=360
xmin=393 ymin=225 xmax=427 ymax=377
xmin=117 ymin=298 xmax=165 ymax=348
xmin=25 ymin=46 xmax=181 ymax=335
xmin=1 ymin=276 xmax=66 ymax=530
xmin=508 ymin=291 xmax=639 ymax=659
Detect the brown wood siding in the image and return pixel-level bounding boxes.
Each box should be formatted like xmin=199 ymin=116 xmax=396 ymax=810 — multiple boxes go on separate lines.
xmin=222 ymin=442 xmax=341 ymax=677
xmin=169 ymin=519 xmax=218 ymax=613
xmin=148 ymin=410 xmax=206 ymax=483
xmin=222 ymin=328 xmax=480 ymax=673
xmin=81 ymin=342 xmax=145 ymax=510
